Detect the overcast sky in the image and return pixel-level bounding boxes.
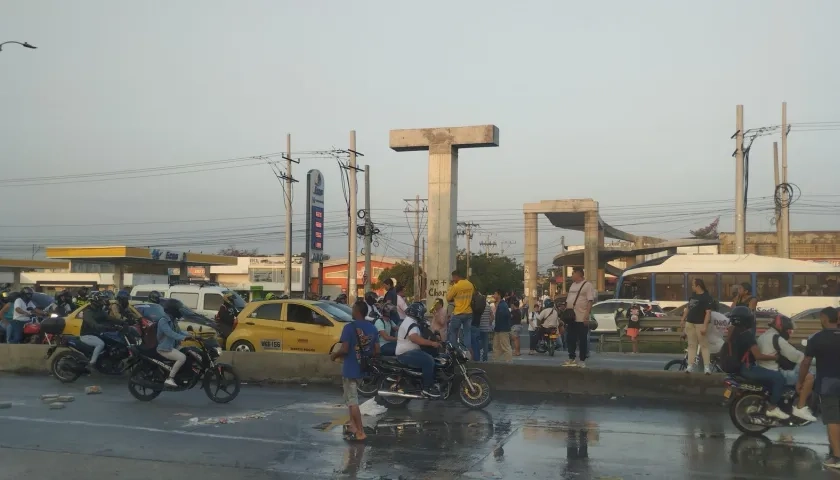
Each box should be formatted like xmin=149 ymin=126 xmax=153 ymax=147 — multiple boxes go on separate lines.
xmin=2 ymin=0 xmax=840 ymax=271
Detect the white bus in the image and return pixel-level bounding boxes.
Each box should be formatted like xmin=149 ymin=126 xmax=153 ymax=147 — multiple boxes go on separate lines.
xmin=615 ymin=254 xmax=840 ymax=316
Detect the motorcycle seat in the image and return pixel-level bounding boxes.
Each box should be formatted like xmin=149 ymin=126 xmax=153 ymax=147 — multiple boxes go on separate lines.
xmin=65 ymin=337 xmax=95 ymax=354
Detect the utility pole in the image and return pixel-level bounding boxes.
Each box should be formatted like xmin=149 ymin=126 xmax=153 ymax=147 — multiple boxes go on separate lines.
xmin=560 ymin=235 xmax=567 ymax=294
xmin=347 ymin=130 xmax=361 ymax=303
xmin=421 ymin=238 xmax=426 ymax=281
xmin=773 ymin=142 xmax=781 ymax=257
xmin=283 ymin=134 xmax=295 ymax=296
xmin=457 ymin=222 xmax=479 ymax=279
xmin=479 ymin=235 xmax=497 ymax=257
xmin=404 ymin=196 xmax=428 ymax=298
xmin=780 ymin=102 xmax=791 ymax=259
xmin=363 ymin=165 xmax=372 ymax=293
xmin=500 ymin=240 xmax=516 ymax=256
xmin=734 ymin=105 xmax=746 ymax=254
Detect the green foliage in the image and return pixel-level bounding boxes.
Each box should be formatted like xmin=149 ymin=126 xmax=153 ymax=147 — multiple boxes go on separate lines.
xmin=456 ymin=254 xmax=523 ymax=296
xmin=378 ymin=262 xmax=419 ymax=297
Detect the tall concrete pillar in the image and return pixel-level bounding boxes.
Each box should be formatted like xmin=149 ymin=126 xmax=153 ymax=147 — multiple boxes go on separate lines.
xmin=584 ymin=211 xmax=600 ymax=293
xmin=11 ymin=270 xmax=21 ymax=290
xmin=524 ymin=212 xmax=538 ymax=305
xmin=113 ymin=263 xmax=125 ymax=290
xmin=390 ymin=125 xmax=499 ymax=309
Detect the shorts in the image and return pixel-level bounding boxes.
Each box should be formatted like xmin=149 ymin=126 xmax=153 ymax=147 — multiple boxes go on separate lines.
xmin=822 ymin=395 xmax=840 ymax=425
xmin=511 ymin=324 xmax=523 ymax=335
xmin=342 ymin=378 xmax=359 ymax=406
xmin=626 ymin=327 xmax=640 ymax=339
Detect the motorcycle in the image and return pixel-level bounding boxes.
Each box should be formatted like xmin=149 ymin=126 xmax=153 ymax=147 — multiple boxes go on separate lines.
xmin=126 ymin=329 xmax=240 ymax=403
xmin=723 ymin=374 xmax=820 ymax=435
xmin=375 ymin=340 xmax=493 ymax=410
xmin=46 ymin=322 xmax=141 ymax=383
xmin=534 ymin=326 xmax=562 ymax=356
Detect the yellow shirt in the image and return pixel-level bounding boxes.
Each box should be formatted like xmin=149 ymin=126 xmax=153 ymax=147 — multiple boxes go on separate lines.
xmin=446 ymin=279 xmax=475 ymax=315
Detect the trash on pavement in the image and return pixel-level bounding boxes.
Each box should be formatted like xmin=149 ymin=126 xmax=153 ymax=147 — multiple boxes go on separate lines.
xmin=56 ymin=395 xmax=75 ymax=402
xmin=359 ymin=398 xmax=388 ymax=416
xmin=85 ymin=386 xmax=102 ymax=395
xmin=48 ymin=402 xmax=66 ymax=410
xmin=0 ymin=402 xmax=11 ymax=409
xmin=186 ymin=411 xmax=271 ymax=426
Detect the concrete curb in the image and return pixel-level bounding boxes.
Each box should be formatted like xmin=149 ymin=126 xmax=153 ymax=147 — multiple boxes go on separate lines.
xmin=0 ymin=345 xmax=725 ymax=403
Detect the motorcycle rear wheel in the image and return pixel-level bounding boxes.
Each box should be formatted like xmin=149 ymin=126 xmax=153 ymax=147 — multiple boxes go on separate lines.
xmin=127 ymin=365 xmax=163 ymax=402
xmin=50 ymin=350 xmax=84 ymax=383
xmin=729 ymin=393 xmax=771 ymax=436
xmin=357 ymin=374 xmax=379 ymax=398
xmin=374 ymin=378 xmax=411 ymax=409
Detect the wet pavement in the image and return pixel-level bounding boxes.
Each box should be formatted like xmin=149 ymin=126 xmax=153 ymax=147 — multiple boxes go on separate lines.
xmin=0 ymin=374 xmax=836 ymax=479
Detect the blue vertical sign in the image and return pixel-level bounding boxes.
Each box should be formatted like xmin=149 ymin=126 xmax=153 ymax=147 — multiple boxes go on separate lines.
xmin=305 ymin=168 xmax=325 ymax=295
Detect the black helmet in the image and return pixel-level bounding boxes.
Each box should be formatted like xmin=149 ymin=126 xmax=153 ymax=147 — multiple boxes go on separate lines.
xmin=55 ymin=289 xmax=71 ymax=303
xmin=770 ymin=314 xmax=795 ymax=340
xmin=364 ymin=291 xmax=378 ymax=306
xmin=116 ymin=289 xmax=130 ymax=307
xmin=162 ymin=299 xmax=182 ymax=319
xmin=335 ymin=293 xmax=348 ymax=305
xmin=405 ymin=301 xmax=427 ymax=320
xmin=729 ymin=306 xmax=755 ymax=330
xmin=88 ymin=291 xmax=104 ymax=307
xmin=20 ymin=286 xmax=34 ymax=302
xmin=77 ymin=286 xmax=89 ymax=299
xmin=148 ymin=290 xmax=161 ymax=304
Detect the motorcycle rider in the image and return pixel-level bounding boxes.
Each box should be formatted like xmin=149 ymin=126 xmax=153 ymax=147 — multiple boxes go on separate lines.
xmin=757 ymin=314 xmax=818 ymax=422
xmin=79 ymin=291 xmax=121 ymax=369
xmin=147 ymin=290 xmax=162 ymax=305
xmin=264 ymin=292 xmax=278 ymax=301
xmin=8 ymin=287 xmax=45 ymax=344
xmin=364 ymin=291 xmax=381 ymax=319
xmin=215 ymin=292 xmax=238 ymax=343
xmin=536 ymin=298 xmax=562 ymax=350
xmin=395 ymin=301 xmax=442 ymax=398
xmin=158 ymin=299 xmax=195 ymax=388
xmin=74 ymin=286 xmax=90 ymax=307
xmin=110 ymin=290 xmax=141 ymax=323
xmin=335 ymin=293 xmax=348 ymax=305
xmin=728 ymin=306 xmax=789 ymax=420
xmin=54 ymin=290 xmax=76 ymax=315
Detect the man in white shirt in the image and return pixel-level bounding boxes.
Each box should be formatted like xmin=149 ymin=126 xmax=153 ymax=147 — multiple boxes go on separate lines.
xmin=8 ymin=287 xmax=44 ymax=344
xmin=395 ymin=302 xmax=442 ymax=398
xmin=757 ymin=315 xmax=817 ymax=422
xmin=564 ymin=268 xmax=596 ymax=367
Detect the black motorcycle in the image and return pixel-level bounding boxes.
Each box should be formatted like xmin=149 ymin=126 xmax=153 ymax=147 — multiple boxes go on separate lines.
xmin=46 ymin=324 xmax=141 ymax=383
xmin=374 ymin=340 xmax=493 ymax=410
xmin=723 ymin=374 xmax=820 ymax=435
xmin=126 ymin=332 xmax=240 ymax=403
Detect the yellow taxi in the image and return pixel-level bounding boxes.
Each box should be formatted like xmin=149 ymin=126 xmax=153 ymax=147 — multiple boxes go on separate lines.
xmin=62 ymin=300 xmax=217 ymax=339
xmin=226 ymin=299 xmax=352 ymax=353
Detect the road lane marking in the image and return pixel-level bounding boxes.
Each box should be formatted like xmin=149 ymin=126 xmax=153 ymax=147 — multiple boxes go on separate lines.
xmin=0 ymin=415 xmax=308 ymax=446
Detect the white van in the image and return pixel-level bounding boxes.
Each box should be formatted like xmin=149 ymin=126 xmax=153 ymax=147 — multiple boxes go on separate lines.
xmin=130 ymin=283 xmax=246 ymax=319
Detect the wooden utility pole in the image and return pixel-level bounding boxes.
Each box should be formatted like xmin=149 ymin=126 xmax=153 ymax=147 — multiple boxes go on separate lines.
xmin=457 ymin=222 xmax=479 ymax=279
xmin=773 ymin=142 xmax=781 ymax=257
xmin=780 ymin=102 xmax=790 ymax=258
xmin=363 ymin=165 xmax=372 ymax=292
xmin=479 ymin=235 xmax=497 ymax=257
xmin=734 ymin=105 xmax=746 ymax=254
xmin=404 ymin=196 xmax=427 ymax=297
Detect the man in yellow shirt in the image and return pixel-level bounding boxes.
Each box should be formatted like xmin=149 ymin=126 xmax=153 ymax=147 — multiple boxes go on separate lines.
xmin=446 ymin=270 xmax=475 ymax=354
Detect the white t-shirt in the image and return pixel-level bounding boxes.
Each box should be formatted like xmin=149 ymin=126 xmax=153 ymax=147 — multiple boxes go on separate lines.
xmin=396 ymin=295 xmax=408 ymax=320
xmin=706 ymin=311 xmax=731 ymax=354
xmin=13 ymin=298 xmax=36 ymax=321
xmin=395 ymin=317 xmax=421 ymax=356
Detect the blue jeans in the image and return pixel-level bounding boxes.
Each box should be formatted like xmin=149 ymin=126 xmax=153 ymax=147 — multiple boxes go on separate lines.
xmin=480 ymin=332 xmax=490 ymax=361
xmin=470 ymin=326 xmax=481 ymax=361
xmin=740 ymin=364 xmax=785 ymax=405
xmin=448 ymin=314 xmax=472 ymax=352
xmin=380 ymin=342 xmax=396 ymax=356
xmin=5 ymin=320 xmax=25 ymax=344
xmin=398 ymin=349 xmax=436 ymax=388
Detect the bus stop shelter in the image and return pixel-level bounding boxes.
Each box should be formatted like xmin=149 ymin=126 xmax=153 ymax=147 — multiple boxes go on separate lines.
xmin=46 ymin=246 xmax=237 ymax=290
xmin=0 ymin=259 xmax=70 ymax=290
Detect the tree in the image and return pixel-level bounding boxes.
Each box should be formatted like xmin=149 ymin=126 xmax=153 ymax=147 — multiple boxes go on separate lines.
xmin=455 ymin=254 xmax=524 ymax=297
xmin=217 ymin=246 xmax=258 ymax=256
xmin=690 ymin=217 xmax=720 ymax=240
xmin=378 ymin=262 xmax=419 ymax=297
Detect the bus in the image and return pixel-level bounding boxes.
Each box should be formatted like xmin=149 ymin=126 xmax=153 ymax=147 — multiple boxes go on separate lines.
xmin=615 ymin=254 xmax=840 ymax=316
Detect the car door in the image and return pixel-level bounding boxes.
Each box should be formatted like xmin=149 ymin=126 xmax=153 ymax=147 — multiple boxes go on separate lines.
xmin=591 ymin=302 xmax=621 ymax=332
xmin=242 ymin=302 xmax=284 ymax=352
xmin=282 ymin=302 xmax=336 ymax=354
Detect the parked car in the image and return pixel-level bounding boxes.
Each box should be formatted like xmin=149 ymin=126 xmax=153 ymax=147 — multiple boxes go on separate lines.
xmin=590 ymin=299 xmax=664 ymax=334
xmin=226 ymin=299 xmax=352 ymax=353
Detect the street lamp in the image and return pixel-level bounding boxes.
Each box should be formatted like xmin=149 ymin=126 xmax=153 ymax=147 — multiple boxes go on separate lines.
xmin=0 ymin=41 xmax=37 ymax=52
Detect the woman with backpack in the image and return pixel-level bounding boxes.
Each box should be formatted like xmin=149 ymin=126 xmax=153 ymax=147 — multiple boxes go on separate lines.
xmin=157 ymin=300 xmax=195 ymax=388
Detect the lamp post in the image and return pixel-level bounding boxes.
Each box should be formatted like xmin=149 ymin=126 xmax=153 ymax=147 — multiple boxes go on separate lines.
xmin=0 ymin=41 xmax=37 ymax=52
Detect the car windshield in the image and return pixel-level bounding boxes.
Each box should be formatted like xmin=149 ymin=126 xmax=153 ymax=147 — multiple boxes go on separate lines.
xmin=316 ymin=301 xmax=353 ymax=322
xmin=223 ymin=290 xmax=246 ymax=309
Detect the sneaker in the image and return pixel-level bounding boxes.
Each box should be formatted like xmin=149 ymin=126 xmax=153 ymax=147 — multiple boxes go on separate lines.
xmin=704 ymin=365 xmax=712 ymax=375
xmin=562 ymin=360 xmax=577 ymax=367
xmin=766 ymin=407 xmax=791 ymax=420
xmin=823 ymin=456 xmax=840 ymax=469
xmin=792 ymin=405 xmax=818 ymax=422
xmin=422 ymin=385 xmax=442 ymax=398
xmin=164 ymin=378 xmax=177 ymax=388
xmin=577 ymin=361 xmax=586 ymax=368
xmin=685 ymin=364 xmax=695 ymax=374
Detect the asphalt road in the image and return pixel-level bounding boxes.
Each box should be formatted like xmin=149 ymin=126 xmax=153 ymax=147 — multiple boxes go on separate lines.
xmin=0 ymin=374 xmax=836 ymax=479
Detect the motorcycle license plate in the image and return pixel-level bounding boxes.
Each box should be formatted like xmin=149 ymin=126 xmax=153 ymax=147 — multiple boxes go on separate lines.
xmin=723 ymin=388 xmax=732 ymax=399
xmin=549 ymin=335 xmax=559 ymax=339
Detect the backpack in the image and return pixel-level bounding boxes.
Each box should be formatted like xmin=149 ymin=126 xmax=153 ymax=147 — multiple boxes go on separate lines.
xmin=404 ymin=319 xmax=438 ymax=356
xmin=718 ymin=331 xmax=751 ymax=374
xmin=471 ymin=292 xmax=486 ymax=316
xmin=772 ymin=334 xmax=798 ymax=371
xmin=141 ymin=320 xmax=159 ymax=350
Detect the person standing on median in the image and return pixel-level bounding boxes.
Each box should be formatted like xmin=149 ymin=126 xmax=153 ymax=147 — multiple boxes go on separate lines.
xmin=492 ymin=289 xmax=513 ymax=363
xmin=470 ymin=290 xmax=486 ymax=361
xmin=330 ymin=300 xmax=379 ymax=442
xmin=681 ymin=278 xmax=714 ymax=374
xmin=446 ymin=270 xmax=475 ymax=355
xmin=564 ymin=268 xmax=595 ymax=368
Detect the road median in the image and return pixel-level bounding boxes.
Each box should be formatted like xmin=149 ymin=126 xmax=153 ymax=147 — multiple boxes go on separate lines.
xmin=0 ymin=345 xmax=724 ymax=403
